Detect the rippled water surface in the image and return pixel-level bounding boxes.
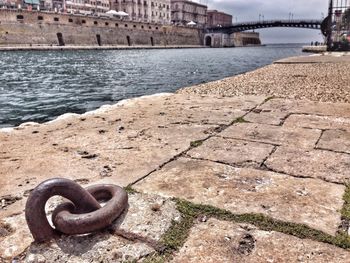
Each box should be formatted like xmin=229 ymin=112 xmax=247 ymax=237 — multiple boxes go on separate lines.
xmin=0 ymin=44 xmax=304 ymax=127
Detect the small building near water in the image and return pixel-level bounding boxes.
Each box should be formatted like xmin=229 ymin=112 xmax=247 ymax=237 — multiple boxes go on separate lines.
xmin=206 ymin=10 xmax=232 ymax=28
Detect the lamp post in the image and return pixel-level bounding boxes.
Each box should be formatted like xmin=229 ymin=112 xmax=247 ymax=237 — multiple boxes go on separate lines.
xmin=327 ymin=0 xmax=333 ymax=51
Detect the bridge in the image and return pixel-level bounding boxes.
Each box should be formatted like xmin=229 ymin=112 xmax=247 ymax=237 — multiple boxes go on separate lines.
xmin=206 ymin=19 xmax=324 ymax=35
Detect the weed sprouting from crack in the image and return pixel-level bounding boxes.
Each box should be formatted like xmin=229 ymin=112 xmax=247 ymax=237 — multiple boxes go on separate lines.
xmin=124 ymin=185 xmax=139 ymax=194
xmin=190 ymin=140 xmax=204 ymax=148
xmin=230 ymin=116 xmax=249 ymax=125
xmin=131 ymin=196 xmax=350 ymax=262
xmin=263 ymin=96 xmax=276 ymax=103
xmin=341 ymin=184 xmax=350 ymax=220
xmin=175 ymin=199 xmax=350 ymax=249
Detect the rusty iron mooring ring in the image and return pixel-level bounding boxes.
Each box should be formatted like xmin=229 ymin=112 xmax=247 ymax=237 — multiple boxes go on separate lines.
xmin=25 ymin=178 xmax=128 ymax=242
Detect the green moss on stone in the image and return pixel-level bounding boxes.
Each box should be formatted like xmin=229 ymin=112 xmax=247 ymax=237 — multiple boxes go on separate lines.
xmin=190 ymin=140 xmax=204 ymax=148
xmin=341 ymin=184 xmax=350 ymax=220
xmin=175 ymin=198 xmax=350 ymax=249
xmin=231 ymin=116 xmax=248 ymax=124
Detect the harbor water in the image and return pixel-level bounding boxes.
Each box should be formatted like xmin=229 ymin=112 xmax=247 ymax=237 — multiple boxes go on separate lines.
xmin=0 ymin=44 xmax=304 ymax=127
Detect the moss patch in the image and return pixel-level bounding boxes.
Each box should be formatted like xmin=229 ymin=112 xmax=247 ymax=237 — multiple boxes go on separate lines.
xmin=231 ymin=116 xmax=248 ymax=125
xmin=190 ymin=140 xmax=204 ymax=148
xmin=124 ymin=185 xmax=139 ymax=194
xmin=341 ymin=184 xmax=350 ymax=220
xmin=140 ymin=214 xmax=194 ymax=263
xmin=161 ymin=215 xmax=194 ymax=251
xmin=263 ymin=96 xmax=276 ymax=103
xmin=142 ymin=198 xmax=350 ymax=262
xmin=128 ymin=184 xmax=350 ymax=262
xmin=176 ymin=199 xmax=350 ymax=249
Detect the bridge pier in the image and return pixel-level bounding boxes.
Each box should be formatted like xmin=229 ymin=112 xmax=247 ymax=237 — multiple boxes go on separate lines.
xmin=204 ymin=32 xmax=261 ymax=48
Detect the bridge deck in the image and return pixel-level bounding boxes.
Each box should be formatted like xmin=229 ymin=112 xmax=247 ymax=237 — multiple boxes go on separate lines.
xmin=207 ymin=19 xmax=323 ymax=34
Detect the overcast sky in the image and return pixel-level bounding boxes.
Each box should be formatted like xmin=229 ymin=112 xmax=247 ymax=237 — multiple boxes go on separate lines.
xmin=194 ymin=0 xmax=329 ymax=43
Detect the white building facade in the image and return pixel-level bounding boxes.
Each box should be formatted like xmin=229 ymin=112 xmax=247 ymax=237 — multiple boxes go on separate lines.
xmin=66 ymin=0 xmax=110 ymax=15
xmin=171 ymin=0 xmax=207 ymax=26
xmin=111 ymin=0 xmax=171 ymax=24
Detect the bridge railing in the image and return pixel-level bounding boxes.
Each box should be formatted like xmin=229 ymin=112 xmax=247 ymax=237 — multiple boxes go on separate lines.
xmin=231 ymin=19 xmax=323 ymax=26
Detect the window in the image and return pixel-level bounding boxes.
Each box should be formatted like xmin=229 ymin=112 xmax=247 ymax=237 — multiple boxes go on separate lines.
xmin=68 ymin=18 xmax=73 ymax=23
xmin=94 ymin=21 xmax=98 ymax=25
xmin=82 ymin=20 xmax=86 ymax=24
xmin=115 ymin=23 xmax=119 ymax=27
xmin=133 ymin=25 xmax=136 ymax=28
xmin=54 ymin=17 xmax=59 ymax=22
xmin=16 ymin=15 xmax=24 ymax=20
xmin=105 ymin=22 xmax=109 ymax=26
xmin=38 ymin=16 xmax=43 ymax=21
xmin=125 ymin=24 xmax=128 ymax=27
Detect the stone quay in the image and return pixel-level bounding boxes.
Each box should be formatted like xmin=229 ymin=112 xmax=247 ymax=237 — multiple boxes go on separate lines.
xmin=0 ymin=53 xmax=349 ymax=262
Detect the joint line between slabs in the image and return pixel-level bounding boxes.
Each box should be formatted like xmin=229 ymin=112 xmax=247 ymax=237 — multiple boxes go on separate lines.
xmin=185 ymin=154 xmax=337 ymax=185
xmin=315 ymin=146 xmax=350 ymax=156
xmin=130 ymin=101 xmax=264 ymax=186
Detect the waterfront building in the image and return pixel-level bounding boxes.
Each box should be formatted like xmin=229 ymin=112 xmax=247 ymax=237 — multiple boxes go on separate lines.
xmin=65 ymin=0 xmax=110 ymax=15
xmin=111 ymin=0 xmax=171 ymax=24
xmin=206 ymin=9 xmax=232 ymax=27
xmin=51 ymin=0 xmax=64 ymax=10
xmin=170 ymin=0 xmax=207 ymax=26
xmin=0 ymin=0 xmax=20 ymax=8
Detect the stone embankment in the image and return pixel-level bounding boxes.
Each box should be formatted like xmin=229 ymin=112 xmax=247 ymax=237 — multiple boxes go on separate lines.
xmin=0 ymin=53 xmax=350 ymax=262
xmin=302 ymin=45 xmax=327 ymax=53
xmin=179 ymin=52 xmax=350 ymax=103
xmin=0 ymin=45 xmax=202 ymax=51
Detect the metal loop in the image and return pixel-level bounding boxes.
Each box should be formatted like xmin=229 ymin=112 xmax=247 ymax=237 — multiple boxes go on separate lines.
xmin=25 ymin=178 xmax=128 ymax=242
xmin=53 ymin=184 xmax=128 ymax=235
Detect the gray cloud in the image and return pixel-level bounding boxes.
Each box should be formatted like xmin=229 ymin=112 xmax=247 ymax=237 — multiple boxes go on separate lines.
xmin=194 ymin=0 xmax=328 ymax=43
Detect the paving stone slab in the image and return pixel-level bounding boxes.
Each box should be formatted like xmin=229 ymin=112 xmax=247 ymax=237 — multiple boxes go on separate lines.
xmin=0 ymin=120 xmax=213 ymax=201
xmin=0 ymin=213 xmax=33 ymax=260
xmin=245 ymin=110 xmax=289 ymax=125
xmin=135 ymin=158 xmax=344 ymax=235
xmin=0 ymin=94 xmax=266 ymax=201
xmin=219 ymin=122 xmax=321 ymax=149
xmin=284 ymin=114 xmax=350 ymax=131
xmin=265 ymin=147 xmax=350 ymax=184
xmin=172 ymin=218 xmax=350 ymax=263
xmin=187 ymin=137 xmax=274 ymax=168
xmin=245 ymin=98 xmax=350 ymax=125
xmin=317 ymin=130 xmax=350 ymax=154
xmin=0 ymin=192 xmax=180 ymax=260
xmin=112 ymin=192 xmax=181 ymax=241
xmin=265 ymin=99 xmax=350 ymax=118
xmin=23 ymin=233 xmax=153 ymax=263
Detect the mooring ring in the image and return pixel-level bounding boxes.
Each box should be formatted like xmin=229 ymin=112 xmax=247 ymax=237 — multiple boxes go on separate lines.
xmin=25 ymin=178 xmax=128 ymax=242
xmin=52 ymin=184 xmax=128 ymax=235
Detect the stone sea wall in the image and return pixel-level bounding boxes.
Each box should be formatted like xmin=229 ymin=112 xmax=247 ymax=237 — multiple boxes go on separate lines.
xmin=0 ymin=9 xmax=202 ymax=47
